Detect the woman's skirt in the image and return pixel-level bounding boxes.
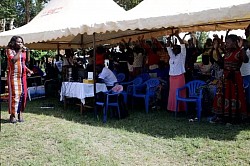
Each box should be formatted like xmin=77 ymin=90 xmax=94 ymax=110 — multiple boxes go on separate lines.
xmin=167 ymin=74 xmax=186 ymax=112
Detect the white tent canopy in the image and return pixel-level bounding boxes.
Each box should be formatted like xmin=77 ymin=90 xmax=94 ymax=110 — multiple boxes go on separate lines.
xmin=0 ymin=0 xmax=148 ymax=49
xmin=125 ymin=0 xmax=250 ymax=31
xmin=0 ymin=0 xmax=250 ymax=49
xmin=112 ymin=0 xmax=250 ymax=42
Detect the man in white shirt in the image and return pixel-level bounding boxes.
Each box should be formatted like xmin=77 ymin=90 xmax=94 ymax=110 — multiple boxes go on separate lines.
xmin=240 ymin=38 xmax=250 ymax=108
xmin=97 ymin=65 xmax=117 ymax=89
xmin=166 ymin=30 xmax=186 ymax=112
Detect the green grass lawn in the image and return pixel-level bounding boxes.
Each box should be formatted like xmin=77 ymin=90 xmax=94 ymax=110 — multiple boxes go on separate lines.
xmin=1 ymin=97 xmax=250 ymax=166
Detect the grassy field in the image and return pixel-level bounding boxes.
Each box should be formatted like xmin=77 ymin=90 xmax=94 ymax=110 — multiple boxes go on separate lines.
xmin=1 ymin=97 xmax=250 ymax=166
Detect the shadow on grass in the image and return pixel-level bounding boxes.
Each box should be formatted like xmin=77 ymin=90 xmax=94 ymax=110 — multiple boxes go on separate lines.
xmin=2 ymin=97 xmax=250 ymax=141
xmin=0 ymin=118 xmax=11 ymax=124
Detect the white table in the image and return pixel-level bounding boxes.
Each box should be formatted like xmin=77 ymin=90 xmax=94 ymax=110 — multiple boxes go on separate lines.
xmin=60 ymin=82 xmax=107 ymax=113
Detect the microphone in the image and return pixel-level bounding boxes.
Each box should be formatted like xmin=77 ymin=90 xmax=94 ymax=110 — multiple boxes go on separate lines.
xmin=22 ymin=46 xmax=29 ymax=51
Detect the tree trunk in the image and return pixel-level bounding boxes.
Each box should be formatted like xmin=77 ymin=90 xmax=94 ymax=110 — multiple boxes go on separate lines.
xmin=25 ymin=0 xmax=31 ymax=23
xmin=9 ymin=18 xmax=15 ymax=30
xmin=0 ymin=19 xmax=6 ymax=32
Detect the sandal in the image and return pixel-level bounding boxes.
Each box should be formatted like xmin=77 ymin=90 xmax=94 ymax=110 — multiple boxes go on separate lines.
xmin=10 ymin=114 xmax=17 ymax=124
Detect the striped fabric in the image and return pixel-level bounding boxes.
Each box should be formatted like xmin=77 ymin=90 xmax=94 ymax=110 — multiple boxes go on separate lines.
xmin=6 ymin=49 xmax=28 ymax=115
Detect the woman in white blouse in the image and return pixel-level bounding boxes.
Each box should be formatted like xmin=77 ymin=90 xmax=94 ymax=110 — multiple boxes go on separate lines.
xmin=166 ymin=30 xmax=187 ymax=112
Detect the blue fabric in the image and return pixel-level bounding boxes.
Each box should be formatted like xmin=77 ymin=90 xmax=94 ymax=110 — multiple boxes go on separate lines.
xmin=149 ymin=67 xmax=169 ymax=81
xmin=243 ymin=75 xmax=250 ymax=104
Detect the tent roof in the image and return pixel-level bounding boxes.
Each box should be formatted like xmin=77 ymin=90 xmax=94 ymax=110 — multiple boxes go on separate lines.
xmin=0 ymin=0 xmax=131 ymax=49
xmin=0 ymin=0 xmax=250 ymax=49
xmin=124 ymin=0 xmax=250 ymax=31
xmin=106 ymin=0 xmax=250 ymax=44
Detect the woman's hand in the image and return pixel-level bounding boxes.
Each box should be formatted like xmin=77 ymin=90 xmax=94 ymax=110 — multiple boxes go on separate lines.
xmin=27 ymin=69 xmax=34 ymax=75
xmin=237 ymin=36 xmax=243 ymax=48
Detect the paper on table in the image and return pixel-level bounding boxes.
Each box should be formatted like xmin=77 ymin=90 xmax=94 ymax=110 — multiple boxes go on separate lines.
xmin=88 ymin=72 xmax=93 ymax=80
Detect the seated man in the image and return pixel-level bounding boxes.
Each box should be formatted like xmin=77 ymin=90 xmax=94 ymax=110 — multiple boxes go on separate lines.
xmin=96 ymin=65 xmax=117 ymax=90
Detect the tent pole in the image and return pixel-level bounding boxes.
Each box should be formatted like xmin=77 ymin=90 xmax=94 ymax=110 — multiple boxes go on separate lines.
xmin=93 ymin=33 xmax=97 ymax=117
xmin=171 ymin=28 xmax=174 ymax=44
xmin=0 ymin=49 xmax=2 ymax=130
xmin=81 ymin=34 xmax=84 ymax=49
xmin=80 ymin=34 xmax=86 ymax=70
xmin=57 ymin=44 xmax=60 ymax=55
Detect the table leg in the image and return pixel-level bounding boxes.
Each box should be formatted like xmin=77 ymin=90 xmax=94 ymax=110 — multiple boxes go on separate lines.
xmin=80 ymin=103 xmax=83 ymax=115
xmin=64 ymin=96 xmax=66 ymax=110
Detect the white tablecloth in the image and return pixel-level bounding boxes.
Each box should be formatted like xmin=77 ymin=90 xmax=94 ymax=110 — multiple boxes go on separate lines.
xmin=60 ymin=82 xmax=107 ymax=104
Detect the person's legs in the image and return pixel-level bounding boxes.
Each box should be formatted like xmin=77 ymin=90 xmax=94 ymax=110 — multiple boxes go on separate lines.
xmin=243 ymin=75 xmax=250 ymax=107
xmin=17 ymin=93 xmax=25 ymax=122
xmin=9 ymin=91 xmax=17 ymax=123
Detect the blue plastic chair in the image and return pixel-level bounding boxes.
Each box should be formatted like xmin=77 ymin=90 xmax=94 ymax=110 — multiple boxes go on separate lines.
xmin=95 ymin=86 xmax=123 ymax=123
xmin=115 ymin=73 xmax=126 ymax=84
xmin=175 ymin=80 xmax=206 ymax=121
xmin=120 ymin=77 xmax=143 ymax=104
xmin=95 ymin=94 xmax=106 ymax=122
xmin=137 ymin=73 xmax=151 ymax=82
xmin=132 ymin=78 xmax=160 ymax=113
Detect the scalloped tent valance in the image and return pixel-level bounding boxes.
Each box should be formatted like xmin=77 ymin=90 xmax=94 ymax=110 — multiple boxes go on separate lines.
xmin=0 ymin=0 xmax=249 ymax=49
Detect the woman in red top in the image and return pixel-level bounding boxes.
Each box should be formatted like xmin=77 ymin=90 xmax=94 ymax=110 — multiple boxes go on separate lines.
xmin=6 ymin=36 xmax=33 ymax=123
xmin=138 ymin=36 xmax=160 ymax=69
xmin=212 ymin=34 xmax=249 ymax=124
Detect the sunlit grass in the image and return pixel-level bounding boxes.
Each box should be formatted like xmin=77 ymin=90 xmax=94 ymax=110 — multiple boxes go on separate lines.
xmin=1 ymin=97 xmax=250 ymax=166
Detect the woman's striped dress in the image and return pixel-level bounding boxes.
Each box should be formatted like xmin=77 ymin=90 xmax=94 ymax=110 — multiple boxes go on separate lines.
xmin=6 ymin=49 xmax=28 ymax=115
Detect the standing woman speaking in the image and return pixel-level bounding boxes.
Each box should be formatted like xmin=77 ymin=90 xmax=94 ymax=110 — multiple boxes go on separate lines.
xmin=6 ymin=36 xmax=33 ymax=123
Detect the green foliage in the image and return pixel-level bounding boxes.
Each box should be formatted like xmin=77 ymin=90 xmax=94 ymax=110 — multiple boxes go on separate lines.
xmin=0 ymin=0 xmax=17 ymax=19
xmin=196 ymin=31 xmax=209 ymax=49
xmin=30 ymin=50 xmax=56 ymax=60
xmin=114 ymin=0 xmax=143 ymax=10
xmin=0 ymin=0 xmax=48 ymax=29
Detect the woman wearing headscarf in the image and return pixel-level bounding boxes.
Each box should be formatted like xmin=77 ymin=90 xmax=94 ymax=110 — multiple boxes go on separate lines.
xmin=211 ymin=34 xmax=249 ymax=124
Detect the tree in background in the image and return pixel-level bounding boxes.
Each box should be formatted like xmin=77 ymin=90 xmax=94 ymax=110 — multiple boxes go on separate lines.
xmin=114 ymin=0 xmax=143 ymax=10
xmin=0 ymin=0 xmax=49 ymax=32
xmin=0 ymin=0 xmax=16 ymax=31
xmin=196 ymin=32 xmax=209 ymax=49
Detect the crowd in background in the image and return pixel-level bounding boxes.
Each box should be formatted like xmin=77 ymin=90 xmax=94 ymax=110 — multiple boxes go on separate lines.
xmin=3 ymin=25 xmax=249 ymax=124
xmin=39 ymin=26 xmax=250 ymax=124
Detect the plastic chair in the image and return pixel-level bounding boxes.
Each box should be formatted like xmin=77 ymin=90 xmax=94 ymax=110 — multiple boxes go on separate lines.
xmin=175 ymin=80 xmax=206 ymax=121
xmin=132 ymin=78 xmax=160 ymax=113
xmin=137 ymin=73 xmax=151 ymax=82
xmin=120 ymin=77 xmax=143 ymax=104
xmin=95 ymin=85 xmax=123 ymax=123
xmin=115 ymin=73 xmax=126 ymax=84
